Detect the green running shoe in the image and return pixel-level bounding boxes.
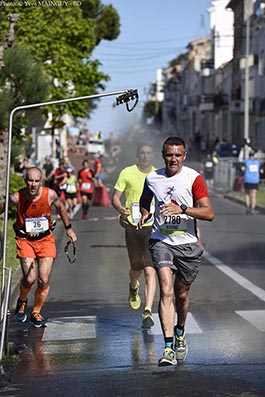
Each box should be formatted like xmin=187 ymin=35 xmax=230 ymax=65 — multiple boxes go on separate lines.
xmin=158 ymin=347 xmax=177 ymax=366
xmin=174 ymin=330 xmax=188 ymax=362
xmin=142 ymin=309 xmax=154 ymax=329
xmin=128 ymin=280 xmax=141 ymax=310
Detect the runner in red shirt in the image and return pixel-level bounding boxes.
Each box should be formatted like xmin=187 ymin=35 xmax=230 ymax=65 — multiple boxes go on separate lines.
xmin=78 ymin=159 xmax=94 ymax=219
xmin=53 ymin=160 xmax=67 ymax=200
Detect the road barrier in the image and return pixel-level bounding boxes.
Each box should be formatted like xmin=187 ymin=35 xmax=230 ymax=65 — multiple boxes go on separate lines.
xmin=214 ymin=158 xmax=238 ymax=193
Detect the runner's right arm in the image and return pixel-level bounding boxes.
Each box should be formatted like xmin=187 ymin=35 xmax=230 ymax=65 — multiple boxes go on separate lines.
xmin=111 ymin=189 xmax=130 ymax=217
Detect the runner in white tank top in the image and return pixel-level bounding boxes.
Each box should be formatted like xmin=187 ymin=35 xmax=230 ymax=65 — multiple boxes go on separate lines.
xmin=137 ymin=136 xmax=214 ymax=366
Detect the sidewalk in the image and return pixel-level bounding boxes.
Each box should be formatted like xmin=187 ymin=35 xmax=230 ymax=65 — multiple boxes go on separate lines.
xmin=224 ymin=191 xmax=265 ymax=215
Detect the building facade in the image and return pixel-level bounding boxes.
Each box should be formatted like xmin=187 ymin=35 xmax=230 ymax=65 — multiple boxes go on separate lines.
xmin=158 ymin=0 xmax=265 ymax=155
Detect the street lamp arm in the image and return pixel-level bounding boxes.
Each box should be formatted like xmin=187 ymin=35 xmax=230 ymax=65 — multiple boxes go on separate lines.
xmin=9 ymin=89 xmax=137 ymax=116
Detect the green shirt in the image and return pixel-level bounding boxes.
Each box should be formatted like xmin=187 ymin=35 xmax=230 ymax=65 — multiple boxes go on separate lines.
xmin=66 ymin=175 xmax=77 ymax=193
xmin=114 ymin=164 xmax=156 ymax=226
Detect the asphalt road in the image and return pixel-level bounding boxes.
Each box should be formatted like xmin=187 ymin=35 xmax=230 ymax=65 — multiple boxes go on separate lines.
xmin=1 ymin=178 xmax=265 ymax=396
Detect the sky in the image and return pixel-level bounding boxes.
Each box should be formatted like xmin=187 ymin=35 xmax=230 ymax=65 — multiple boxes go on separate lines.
xmin=87 ymin=0 xmax=213 ymax=138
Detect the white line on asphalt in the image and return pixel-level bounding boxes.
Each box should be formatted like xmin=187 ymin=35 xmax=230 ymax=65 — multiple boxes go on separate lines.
xmin=70 ymin=203 xmax=81 ymax=218
xmin=204 ymin=251 xmax=265 ymax=302
xmin=235 ymin=310 xmax=265 ymax=331
xmin=150 ymin=312 xmax=202 ymax=335
xmin=42 ymin=316 xmax=97 ymax=342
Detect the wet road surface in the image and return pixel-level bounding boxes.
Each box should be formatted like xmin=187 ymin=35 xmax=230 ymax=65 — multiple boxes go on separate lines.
xmin=1 ymin=195 xmax=265 ymax=397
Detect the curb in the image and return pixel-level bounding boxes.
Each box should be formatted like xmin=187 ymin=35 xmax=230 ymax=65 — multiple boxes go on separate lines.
xmin=224 ymin=194 xmax=265 ymax=214
xmin=10 ymin=269 xmax=21 ymax=310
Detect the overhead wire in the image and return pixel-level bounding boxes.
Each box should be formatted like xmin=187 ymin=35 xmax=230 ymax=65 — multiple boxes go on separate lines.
xmin=92 ymin=42 xmax=186 ymax=76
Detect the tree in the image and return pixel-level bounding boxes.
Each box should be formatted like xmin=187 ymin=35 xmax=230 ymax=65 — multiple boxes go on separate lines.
xmin=0 ymin=13 xmax=21 ymax=194
xmin=0 ymin=45 xmax=50 ymax=136
xmin=0 ymin=45 xmax=50 ymax=192
xmin=0 ymin=2 xmax=120 ymax=119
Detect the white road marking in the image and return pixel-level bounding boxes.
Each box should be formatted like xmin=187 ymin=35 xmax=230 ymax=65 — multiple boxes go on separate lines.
xmin=42 ymin=316 xmax=96 ymax=342
xmin=204 ymin=251 xmax=265 ymax=302
xmin=235 ymin=310 xmax=265 ymax=332
xmin=70 ymin=204 xmax=81 ymax=218
xmin=150 ymin=312 xmax=202 ymax=335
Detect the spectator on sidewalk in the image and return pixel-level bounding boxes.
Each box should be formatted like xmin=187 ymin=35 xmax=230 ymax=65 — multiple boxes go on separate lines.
xmin=42 ymin=156 xmax=54 ymax=188
xmin=202 ymin=154 xmax=216 ymax=189
xmin=20 ymin=155 xmax=33 ymax=177
xmin=238 ymin=138 xmax=253 ymax=162
xmin=94 ymin=154 xmax=104 ymax=187
xmin=241 ymin=150 xmax=264 ymax=215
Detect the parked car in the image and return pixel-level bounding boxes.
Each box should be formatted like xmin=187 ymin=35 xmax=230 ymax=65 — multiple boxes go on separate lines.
xmin=216 ymin=142 xmax=240 ymax=157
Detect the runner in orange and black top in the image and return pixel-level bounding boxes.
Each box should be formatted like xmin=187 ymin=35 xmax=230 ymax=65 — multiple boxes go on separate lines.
xmin=0 ymin=167 xmax=77 ymax=328
xmin=78 ymin=159 xmax=94 ymax=220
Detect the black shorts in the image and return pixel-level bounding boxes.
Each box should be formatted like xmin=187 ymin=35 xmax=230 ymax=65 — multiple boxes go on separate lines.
xmin=65 ymin=192 xmax=77 ymax=199
xmin=244 ymin=183 xmax=259 ymax=192
xmin=80 ymin=192 xmax=93 ymax=200
xmin=124 ymin=223 xmax=154 ymax=271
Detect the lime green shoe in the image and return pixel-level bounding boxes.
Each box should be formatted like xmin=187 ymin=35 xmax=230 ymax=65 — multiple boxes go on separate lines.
xmin=158 ymin=347 xmax=177 ymax=366
xmin=174 ymin=331 xmax=188 ymax=362
xmin=128 ymin=280 xmax=141 ymax=310
xmin=142 ymin=309 xmax=154 ymax=329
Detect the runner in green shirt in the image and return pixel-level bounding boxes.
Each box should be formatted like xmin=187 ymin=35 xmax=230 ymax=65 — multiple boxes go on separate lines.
xmin=112 ymin=143 xmax=157 ymax=328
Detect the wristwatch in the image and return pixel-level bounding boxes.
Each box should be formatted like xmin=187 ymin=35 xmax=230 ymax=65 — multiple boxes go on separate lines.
xmin=65 ymin=223 xmax=72 ymax=230
xmin=180 ymin=204 xmax=188 ymax=214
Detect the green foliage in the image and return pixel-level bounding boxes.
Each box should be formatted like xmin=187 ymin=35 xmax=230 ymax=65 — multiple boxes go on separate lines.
xmin=9 ymin=172 xmax=25 ymax=194
xmin=0 ymin=2 xmax=120 ymax=120
xmin=93 ymin=4 xmax=120 ymax=43
xmin=1 ymin=46 xmax=50 ymax=106
xmin=0 ymin=45 xmax=50 ymax=136
xmin=0 ymin=219 xmax=20 ymax=276
xmin=11 ymin=135 xmax=33 ymax=171
xmin=7 ymin=172 xmax=25 ymax=219
xmin=0 ymin=88 xmax=12 ymax=129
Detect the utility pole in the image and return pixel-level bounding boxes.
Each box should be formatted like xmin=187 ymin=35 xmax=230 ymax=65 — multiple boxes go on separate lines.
xmin=243 ymin=0 xmax=252 ymax=159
